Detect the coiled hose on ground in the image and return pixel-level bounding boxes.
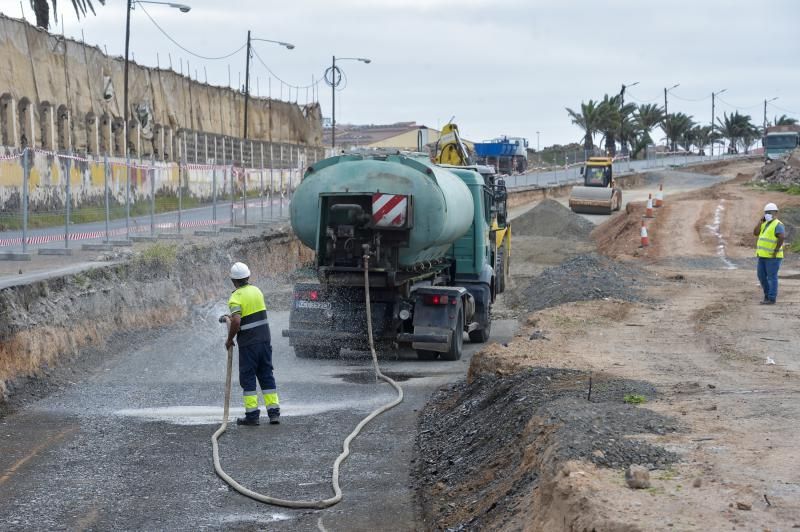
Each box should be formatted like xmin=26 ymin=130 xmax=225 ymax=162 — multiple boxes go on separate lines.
xmin=211 ymin=249 xmax=404 ymax=509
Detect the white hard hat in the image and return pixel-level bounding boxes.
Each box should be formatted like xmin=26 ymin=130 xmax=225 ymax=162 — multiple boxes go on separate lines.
xmin=230 ymin=262 xmax=251 ymax=280
xmin=764 ymin=202 xmax=779 ymax=212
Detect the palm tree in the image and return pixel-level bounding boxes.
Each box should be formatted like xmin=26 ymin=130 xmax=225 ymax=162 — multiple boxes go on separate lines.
xmin=31 ymin=0 xmax=105 ymax=30
xmin=629 ymin=103 xmax=664 ymax=158
xmin=717 ymin=112 xmax=759 ymax=153
xmin=688 ymin=125 xmax=716 ymax=155
xmin=593 ymin=94 xmax=636 ymax=157
xmin=662 ymin=113 xmax=695 ymax=152
xmin=566 ymin=100 xmax=604 ymax=152
xmin=773 ymin=114 xmax=798 ymax=126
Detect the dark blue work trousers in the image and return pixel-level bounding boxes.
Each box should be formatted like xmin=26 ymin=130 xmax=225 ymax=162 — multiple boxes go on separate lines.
xmin=238 ymin=325 xmax=277 ymax=419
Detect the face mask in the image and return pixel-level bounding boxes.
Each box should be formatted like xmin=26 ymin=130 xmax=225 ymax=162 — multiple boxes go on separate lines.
xmin=764 ymin=213 xmax=774 ymax=222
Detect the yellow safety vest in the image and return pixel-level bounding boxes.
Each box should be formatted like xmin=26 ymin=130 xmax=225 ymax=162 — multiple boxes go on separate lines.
xmin=756 ymin=219 xmax=784 ymax=259
xmin=228 ymin=284 xmax=269 ymax=346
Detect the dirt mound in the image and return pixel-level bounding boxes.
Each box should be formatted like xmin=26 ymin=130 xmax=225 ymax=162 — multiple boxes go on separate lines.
xmin=755 ymin=148 xmax=800 ymax=185
xmin=512 ymin=198 xmax=595 ymax=240
xmin=414 ymin=368 xmax=678 ymax=531
xmin=509 ymin=253 xmax=652 ymax=311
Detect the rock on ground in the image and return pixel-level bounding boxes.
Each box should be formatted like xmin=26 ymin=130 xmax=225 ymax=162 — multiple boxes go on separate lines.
xmin=512 ymin=198 xmax=595 ymax=239
xmin=509 ymin=253 xmax=654 ymax=311
xmin=625 ymin=465 xmax=651 ymax=489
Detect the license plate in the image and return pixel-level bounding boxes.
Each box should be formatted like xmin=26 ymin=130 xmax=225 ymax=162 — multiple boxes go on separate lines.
xmin=296 ymin=300 xmax=332 ymax=310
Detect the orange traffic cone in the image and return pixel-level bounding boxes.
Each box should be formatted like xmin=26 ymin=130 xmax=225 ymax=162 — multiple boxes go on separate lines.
xmin=640 ymin=221 xmax=649 ymax=247
xmin=645 ymin=194 xmax=654 ymax=218
xmin=655 ymin=184 xmax=664 ymax=207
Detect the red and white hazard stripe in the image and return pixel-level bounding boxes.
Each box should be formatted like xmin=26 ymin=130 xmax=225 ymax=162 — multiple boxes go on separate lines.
xmin=372 ymin=193 xmax=408 ymax=228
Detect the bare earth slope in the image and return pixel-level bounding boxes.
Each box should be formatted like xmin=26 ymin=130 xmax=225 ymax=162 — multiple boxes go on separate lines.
xmin=415 ymin=160 xmax=800 ymax=531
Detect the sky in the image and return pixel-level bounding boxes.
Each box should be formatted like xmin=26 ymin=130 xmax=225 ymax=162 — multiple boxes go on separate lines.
xmin=3 ymin=0 xmax=799 ymax=147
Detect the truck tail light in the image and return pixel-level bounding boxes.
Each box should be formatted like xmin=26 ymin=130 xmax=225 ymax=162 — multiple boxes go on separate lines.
xmin=424 ymin=294 xmax=448 ymax=305
xmin=294 ymin=289 xmax=321 ymax=301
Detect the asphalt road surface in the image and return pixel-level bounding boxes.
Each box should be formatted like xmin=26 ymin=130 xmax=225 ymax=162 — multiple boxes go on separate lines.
xmin=0 ymin=303 xmax=516 ymax=530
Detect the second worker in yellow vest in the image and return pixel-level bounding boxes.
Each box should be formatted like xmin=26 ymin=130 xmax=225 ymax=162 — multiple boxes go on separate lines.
xmin=753 ymin=203 xmax=785 ymax=305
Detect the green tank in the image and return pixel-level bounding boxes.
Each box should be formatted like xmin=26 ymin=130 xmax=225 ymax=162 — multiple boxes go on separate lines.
xmin=291 ymin=154 xmax=474 ymax=267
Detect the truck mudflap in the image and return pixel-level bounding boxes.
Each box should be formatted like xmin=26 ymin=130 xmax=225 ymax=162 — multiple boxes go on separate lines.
xmin=403 ymin=327 xmax=452 ymax=353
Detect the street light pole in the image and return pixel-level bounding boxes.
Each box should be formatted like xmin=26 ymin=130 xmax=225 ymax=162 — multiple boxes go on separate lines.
xmin=664 ymin=83 xmax=679 ymax=152
xmin=619 ymin=81 xmax=638 ymax=157
xmin=243 ymin=34 xmax=294 ymax=139
xmin=711 ymin=89 xmax=726 ymax=157
xmin=764 ymin=97 xmax=778 ymax=131
xmin=124 ymin=1 xmax=190 ymax=154
xmin=327 ymin=55 xmax=370 ymax=152
xmin=243 ymin=31 xmax=252 ymax=139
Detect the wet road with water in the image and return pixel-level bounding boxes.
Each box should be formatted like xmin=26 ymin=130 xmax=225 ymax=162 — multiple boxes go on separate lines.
xmin=0 ymin=305 xmax=515 ymax=530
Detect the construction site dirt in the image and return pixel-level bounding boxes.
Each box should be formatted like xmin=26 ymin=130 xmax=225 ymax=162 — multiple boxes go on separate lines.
xmin=417 ymin=158 xmax=800 ymax=531
xmin=2 ymin=158 xmax=800 ymax=530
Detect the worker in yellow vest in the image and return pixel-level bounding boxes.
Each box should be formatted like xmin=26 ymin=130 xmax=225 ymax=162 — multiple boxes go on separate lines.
xmin=753 ymin=203 xmax=785 ymax=305
xmin=224 ymin=262 xmax=280 ymax=425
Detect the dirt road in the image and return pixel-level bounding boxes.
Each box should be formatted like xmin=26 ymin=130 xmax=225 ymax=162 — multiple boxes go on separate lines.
xmin=418 ymin=160 xmax=800 ymax=530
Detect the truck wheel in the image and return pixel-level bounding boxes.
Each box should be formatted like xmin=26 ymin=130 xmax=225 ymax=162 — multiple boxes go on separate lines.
xmin=496 ymin=245 xmax=506 ymax=294
xmin=416 ymin=350 xmax=439 ymax=361
xmin=468 ymin=320 xmax=491 ymax=343
xmin=440 ymin=310 xmax=464 ymax=361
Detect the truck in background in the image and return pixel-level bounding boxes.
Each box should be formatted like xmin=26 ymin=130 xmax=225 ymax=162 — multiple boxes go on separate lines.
xmin=763 ymin=125 xmax=800 ymax=161
xmin=474 ymin=136 xmax=529 ymax=175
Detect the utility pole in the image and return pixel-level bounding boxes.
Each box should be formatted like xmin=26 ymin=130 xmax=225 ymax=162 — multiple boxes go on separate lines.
xmin=619 ymin=81 xmax=638 ymax=157
xmin=664 ymin=83 xmax=679 ymax=152
xmin=243 ymin=30 xmax=251 ymax=139
xmin=764 ymin=97 xmax=779 ymax=132
xmin=331 ymin=55 xmax=336 ymax=150
xmin=711 ymin=89 xmax=726 ymax=157
xmin=123 ymin=0 xmax=132 ymax=155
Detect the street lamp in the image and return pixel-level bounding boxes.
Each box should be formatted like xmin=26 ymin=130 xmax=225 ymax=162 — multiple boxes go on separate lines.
xmin=124 ymin=0 xmax=191 ymax=154
xmin=326 ymin=56 xmax=371 ymax=151
xmin=764 ymin=96 xmax=779 ymax=130
xmin=243 ymin=32 xmax=295 ymax=139
xmin=711 ymin=89 xmax=726 ymax=156
xmin=536 ymin=131 xmax=540 ymax=165
xmin=619 ymin=81 xmax=638 ymax=156
xmin=664 ymin=83 xmax=679 ymax=151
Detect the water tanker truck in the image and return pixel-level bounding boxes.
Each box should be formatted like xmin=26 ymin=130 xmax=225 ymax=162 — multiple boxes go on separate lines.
xmin=281 ymin=153 xmax=506 ymax=361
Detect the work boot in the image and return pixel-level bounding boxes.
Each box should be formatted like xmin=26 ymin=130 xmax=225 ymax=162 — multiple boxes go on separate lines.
xmin=267 ymin=408 xmax=280 ymax=425
xmin=236 ymin=416 xmax=260 ymax=426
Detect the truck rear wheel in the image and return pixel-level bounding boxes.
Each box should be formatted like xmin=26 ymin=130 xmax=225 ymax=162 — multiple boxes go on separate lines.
xmin=468 ymin=307 xmax=492 ymax=343
xmin=440 ymin=310 xmax=464 ymax=361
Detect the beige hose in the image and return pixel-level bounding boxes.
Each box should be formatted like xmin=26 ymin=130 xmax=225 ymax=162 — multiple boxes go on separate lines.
xmin=211 ymin=252 xmax=404 ymax=509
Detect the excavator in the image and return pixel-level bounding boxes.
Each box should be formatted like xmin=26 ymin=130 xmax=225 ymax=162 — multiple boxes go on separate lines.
xmin=568 ymin=157 xmax=622 ymax=214
xmin=433 ymin=122 xmax=512 ymax=295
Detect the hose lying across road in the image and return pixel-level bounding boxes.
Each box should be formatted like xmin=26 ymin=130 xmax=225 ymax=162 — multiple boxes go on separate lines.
xmin=211 ymin=250 xmax=404 ymax=509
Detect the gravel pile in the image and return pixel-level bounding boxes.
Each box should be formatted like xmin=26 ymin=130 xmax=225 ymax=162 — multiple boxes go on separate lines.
xmin=756 ymin=148 xmax=800 ymax=185
xmin=514 ymin=253 xmax=651 ymax=311
xmin=414 ymin=368 xmax=678 ymax=531
xmin=513 ymin=199 xmax=595 ymax=240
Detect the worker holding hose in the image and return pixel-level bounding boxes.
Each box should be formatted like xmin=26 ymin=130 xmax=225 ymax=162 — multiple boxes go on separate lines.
xmin=224 ymin=262 xmax=280 ymax=426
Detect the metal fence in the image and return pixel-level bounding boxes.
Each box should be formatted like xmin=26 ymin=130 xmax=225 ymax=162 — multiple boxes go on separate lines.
xmin=0 ymin=146 xmax=751 ymax=256
xmin=0 ymin=147 xmax=309 ymax=254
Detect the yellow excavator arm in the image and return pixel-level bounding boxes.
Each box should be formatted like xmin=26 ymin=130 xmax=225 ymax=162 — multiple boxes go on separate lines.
xmin=434 ymin=123 xmax=472 ymax=166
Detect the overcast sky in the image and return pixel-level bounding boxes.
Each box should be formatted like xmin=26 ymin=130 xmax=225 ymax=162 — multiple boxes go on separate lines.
xmin=3 ymin=0 xmax=799 ymax=146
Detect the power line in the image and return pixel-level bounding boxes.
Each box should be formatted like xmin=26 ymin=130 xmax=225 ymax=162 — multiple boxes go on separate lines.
xmin=716 ymin=97 xmax=762 ymax=110
xmin=139 ymin=3 xmax=246 ymax=61
xmin=625 ymin=90 xmax=660 ymax=104
xmin=670 ymin=91 xmax=711 ymax=102
xmin=771 ymin=103 xmax=799 ymax=115
xmin=251 ymin=47 xmax=324 ymax=91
